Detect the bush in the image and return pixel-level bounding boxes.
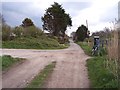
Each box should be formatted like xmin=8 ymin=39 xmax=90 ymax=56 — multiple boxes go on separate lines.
xmin=2 ymin=55 xmax=24 ymax=71
xmin=13 ymin=26 xmax=24 ymax=37
xmin=2 ymin=37 xmax=68 ymax=49
xmin=23 ymin=26 xmax=43 ymax=38
xmin=77 ymin=42 xmax=92 ymax=56
xmin=99 ymin=47 xmax=107 ymax=56
xmin=87 ymin=56 xmax=118 ymax=88
xmin=2 ymin=25 xmax=11 ymax=41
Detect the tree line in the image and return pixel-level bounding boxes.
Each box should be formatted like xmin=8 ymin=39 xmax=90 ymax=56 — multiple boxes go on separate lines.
xmin=1 ymin=2 xmax=72 ymax=44
xmin=1 ymin=2 xmax=91 ymax=43
xmin=1 ymin=16 xmax=43 ymax=41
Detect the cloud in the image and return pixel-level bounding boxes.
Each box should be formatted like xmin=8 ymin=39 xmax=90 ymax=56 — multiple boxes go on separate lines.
xmin=1 ymin=0 xmax=120 ymax=36
xmin=66 ymin=0 xmax=119 ymax=35
xmin=99 ymin=3 xmax=118 ymax=22
xmin=2 ymin=10 xmax=27 ymax=26
xmin=63 ymin=2 xmax=92 ymax=11
xmin=2 ymin=2 xmax=43 ymax=27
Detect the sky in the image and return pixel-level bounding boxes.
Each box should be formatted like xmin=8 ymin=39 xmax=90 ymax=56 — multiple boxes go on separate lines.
xmin=1 ymin=0 xmax=120 ymax=36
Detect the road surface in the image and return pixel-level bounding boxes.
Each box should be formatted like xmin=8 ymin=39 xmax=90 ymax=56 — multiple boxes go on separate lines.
xmin=2 ymin=40 xmax=90 ymax=88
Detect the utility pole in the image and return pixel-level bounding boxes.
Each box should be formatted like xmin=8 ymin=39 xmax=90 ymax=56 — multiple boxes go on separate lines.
xmin=86 ymin=20 xmax=88 ymax=29
xmin=86 ymin=20 xmax=90 ymax=45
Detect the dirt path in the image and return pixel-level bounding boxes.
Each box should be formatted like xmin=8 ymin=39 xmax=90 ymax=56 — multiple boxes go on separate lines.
xmin=2 ymin=40 xmax=90 ymax=88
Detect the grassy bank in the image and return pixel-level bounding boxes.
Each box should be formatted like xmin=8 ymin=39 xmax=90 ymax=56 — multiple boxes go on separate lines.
xmin=77 ymin=41 xmax=118 ymax=88
xmin=2 ymin=55 xmax=25 ymax=71
xmin=26 ymin=61 xmax=56 ymax=88
xmin=77 ymin=42 xmax=92 ymax=55
xmin=2 ymin=37 xmax=69 ymax=49
xmin=87 ymin=56 xmax=118 ymax=88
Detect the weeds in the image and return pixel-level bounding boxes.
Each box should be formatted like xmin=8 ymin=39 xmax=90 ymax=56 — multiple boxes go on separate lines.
xmin=78 ymin=41 xmax=118 ymax=88
xmin=87 ymin=56 xmax=118 ymax=88
xmin=2 ymin=37 xmax=69 ymax=49
xmin=2 ymin=55 xmax=24 ymax=71
xmin=26 ymin=61 xmax=56 ymax=88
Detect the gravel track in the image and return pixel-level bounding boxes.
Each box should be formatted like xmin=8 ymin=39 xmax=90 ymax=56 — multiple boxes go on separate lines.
xmin=2 ymin=40 xmax=90 ymax=88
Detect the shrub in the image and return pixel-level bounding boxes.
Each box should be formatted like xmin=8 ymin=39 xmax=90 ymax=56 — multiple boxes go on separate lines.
xmin=2 ymin=25 xmax=11 ymax=41
xmin=13 ymin=26 xmax=24 ymax=37
xmin=23 ymin=26 xmax=43 ymax=38
xmin=87 ymin=56 xmax=118 ymax=88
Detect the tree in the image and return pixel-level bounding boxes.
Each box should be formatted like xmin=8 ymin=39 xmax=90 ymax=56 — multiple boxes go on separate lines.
xmin=2 ymin=24 xmax=11 ymax=41
xmin=23 ymin=26 xmax=43 ymax=38
xmin=41 ymin=2 xmax=72 ymax=37
xmin=1 ymin=14 xmax=12 ymax=41
xmin=0 ymin=13 xmax=6 ymax=25
xmin=22 ymin=18 xmax=34 ymax=27
xmin=76 ymin=25 xmax=88 ymax=41
xmin=13 ymin=26 xmax=24 ymax=37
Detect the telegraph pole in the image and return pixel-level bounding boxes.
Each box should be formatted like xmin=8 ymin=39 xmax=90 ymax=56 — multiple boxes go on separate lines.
xmin=86 ymin=20 xmax=88 ymax=29
xmin=86 ymin=20 xmax=90 ymax=45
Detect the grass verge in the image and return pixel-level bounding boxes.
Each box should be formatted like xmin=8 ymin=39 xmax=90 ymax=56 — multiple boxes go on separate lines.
xmin=26 ymin=61 xmax=56 ymax=88
xmin=2 ymin=55 xmax=25 ymax=71
xmin=87 ymin=56 xmax=118 ymax=88
xmin=76 ymin=42 xmax=92 ymax=56
xmin=2 ymin=37 xmax=69 ymax=49
xmin=77 ymin=41 xmax=118 ymax=88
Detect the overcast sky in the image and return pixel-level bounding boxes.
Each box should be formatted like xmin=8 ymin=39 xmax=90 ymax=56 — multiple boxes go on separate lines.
xmin=1 ymin=0 xmax=120 ymax=36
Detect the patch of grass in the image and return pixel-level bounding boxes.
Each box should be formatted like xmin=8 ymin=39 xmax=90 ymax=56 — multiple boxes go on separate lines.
xmin=87 ymin=56 xmax=118 ymax=88
xmin=77 ymin=42 xmax=107 ymax=56
xmin=26 ymin=61 xmax=56 ymax=88
xmin=77 ymin=42 xmax=92 ymax=56
xmin=2 ymin=37 xmax=69 ymax=49
xmin=2 ymin=55 xmax=24 ymax=71
xmin=77 ymin=41 xmax=118 ymax=88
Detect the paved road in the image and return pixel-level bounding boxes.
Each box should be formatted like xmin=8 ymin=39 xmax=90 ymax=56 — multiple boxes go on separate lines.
xmin=2 ymin=40 xmax=90 ymax=88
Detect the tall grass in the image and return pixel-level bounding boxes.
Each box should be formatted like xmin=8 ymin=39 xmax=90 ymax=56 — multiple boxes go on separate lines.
xmin=77 ymin=41 xmax=118 ymax=88
xmin=106 ymin=27 xmax=119 ymax=85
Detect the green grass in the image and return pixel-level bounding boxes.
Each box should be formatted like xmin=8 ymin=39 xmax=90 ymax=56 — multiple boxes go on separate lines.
xmin=2 ymin=55 xmax=24 ymax=71
xmin=76 ymin=42 xmax=92 ymax=56
xmin=77 ymin=42 xmax=107 ymax=56
xmin=87 ymin=56 xmax=118 ymax=88
xmin=2 ymin=36 xmax=69 ymax=49
xmin=26 ymin=61 xmax=56 ymax=88
xmin=77 ymin=41 xmax=118 ymax=88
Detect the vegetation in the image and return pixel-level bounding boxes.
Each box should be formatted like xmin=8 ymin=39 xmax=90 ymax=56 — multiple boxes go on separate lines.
xmin=2 ymin=24 xmax=43 ymax=41
xmin=78 ymin=41 xmax=118 ymax=88
xmin=41 ymin=2 xmax=72 ymax=43
xmin=75 ymin=25 xmax=89 ymax=41
xmin=1 ymin=13 xmax=70 ymax=49
xmin=2 ymin=36 xmax=68 ymax=49
xmin=87 ymin=56 xmax=118 ymax=88
xmin=27 ymin=61 xmax=56 ymax=88
xmin=77 ymin=42 xmax=92 ymax=56
xmin=2 ymin=24 xmax=11 ymax=41
xmin=2 ymin=55 xmax=25 ymax=71
xmin=90 ymin=22 xmax=119 ymax=87
xmin=21 ymin=18 xmax=34 ymax=27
